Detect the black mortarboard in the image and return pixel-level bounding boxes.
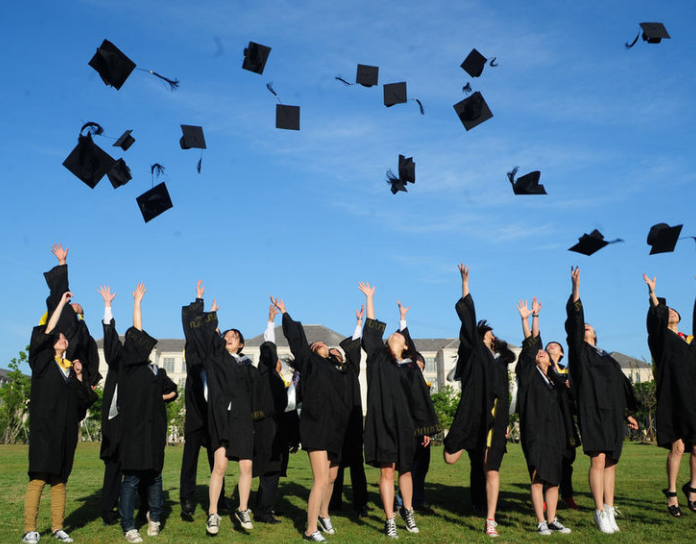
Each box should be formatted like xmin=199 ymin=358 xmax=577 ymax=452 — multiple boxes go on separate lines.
xmin=453 ymin=91 xmax=493 ymax=131
xmin=626 ymin=23 xmax=671 ymax=48
xmin=136 ymin=182 xmax=173 ymax=223
xmin=106 ymin=158 xmax=132 ymax=188
xmin=242 ymin=41 xmax=271 ymax=74
xmin=357 ymin=64 xmax=379 ymax=87
xmin=647 ymin=223 xmax=682 ymax=254
xmin=276 ymin=104 xmax=300 ymax=130
xmin=113 ymin=130 xmax=135 ymax=151
xmin=389 ymin=180 xmax=408 ymax=194
xmin=384 ymin=82 xmax=407 ymax=107
xmin=569 ymin=229 xmax=623 ymax=256
xmin=63 ymin=133 xmax=116 ymax=189
xmin=461 ymin=49 xmax=487 ymax=78
xmin=398 ymin=155 xmax=416 ymax=183
xmin=88 ymin=40 xmax=136 ymax=90
xmin=179 ymin=125 xmax=207 ymax=149
xmin=507 ymin=167 xmax=546 ymax=195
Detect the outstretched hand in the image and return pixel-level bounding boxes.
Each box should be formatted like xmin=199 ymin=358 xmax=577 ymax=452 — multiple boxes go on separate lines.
xmin=196 ymin=280 xmax=205 ymax=299
xmin=532 ymin=297 xmax=542 ymax=315
xmin=51 ymin=243 xmax=69 ymax=265
xmin=211 ymin=299 xmax=219 ymax=313
xmin=268 ymin=304 xmax=279 ymax=322
xmin=643 ymin=273 xmax=656 ymax=293
xmin=355 ymin=304 xmax=364 ymax=321
xmin=571 ymin=266 xmax=580 ymax=286
xmin=516 ymin=299 xmax=531 ymax=319
xmin=132 ymin=283 xmax=146 ymax=303
xmin=397 ymin=300 xmax=411 ymax=320
xmin=358 ymin=281 xmax=375 ymax=297
xmin=97 ymin=285 xmax=116 ymax=305
xmin=458 ymin=263 xmax=469 ymax=281
xmin=271 ymin=295 xmax=286 ymax=314
xmin=59 ymin=291 xmax=73 ymax=306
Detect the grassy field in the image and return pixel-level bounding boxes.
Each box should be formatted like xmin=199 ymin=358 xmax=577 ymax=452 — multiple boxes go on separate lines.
xmin=1 ymin=441 xmax=694 ymax=543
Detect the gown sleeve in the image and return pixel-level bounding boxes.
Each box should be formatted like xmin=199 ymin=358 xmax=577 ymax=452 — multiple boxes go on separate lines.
xmin=565 ymin=295 xmax=585 ymax=381
xmin=454 ymin=294 xmax=477 ymax=380
xmin=361 ymin=318 xmax=387 ymax=359
xmin=281 ymin=312 xmax=311 ymax=374
xmin=28 ymin=326 xmax=58 ymax=377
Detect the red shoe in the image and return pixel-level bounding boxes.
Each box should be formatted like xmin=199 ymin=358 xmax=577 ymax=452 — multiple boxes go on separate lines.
xmin=485 ymin=518 xmax=499 ymax=537
xmin=564 ymin=497 xmax=579 ymax=511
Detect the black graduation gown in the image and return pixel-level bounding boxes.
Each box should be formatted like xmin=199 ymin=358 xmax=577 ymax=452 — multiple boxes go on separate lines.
xmin=185 ymin=307 xmax=255 ymax=460
xmin=44 ymin=264 xmax=101 ymax=387
xmin=444 ymin=295 xmax=509 ymax=468
xmin=107 ymin=322 xmax=177 ymax=473
xmin=181 ymin=299 xmax=208 ymax=439
xmin=27 ymin=326 xmax=96 ymax=481
xmin=99 ymin=319 xmax=121 ymax=461
xmin=565 ymin=296 xmax=638 ymax=460
xmin=282 ymin=312 xmax=350 ymax=458
xmin=362 ymin=319 xmax=440 ymax=472
xmin=516 ymin=336 xmax=567 ymax=484
xmin=338 ymin=336 xmax=364 ymax=466
xmin=646 ymin=298 xmax=696 ymax=448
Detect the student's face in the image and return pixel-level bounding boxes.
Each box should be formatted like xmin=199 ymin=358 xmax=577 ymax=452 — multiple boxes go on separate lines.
xmin=535 ymin=349 xmax=550 ymax=366
xmin=546 ymin=342 xmax=563 ymax=362
xmin=584 ymin=324 xmax=596 ymax=345
xmin=483 ymin=330 xmax=495 ymax=349
xmin=328 ymin=348 xmax=343 ymax=363
xmin=54 ymin=333 xmax=68 ymax=352
xmin=668 ymin=308 xmax=680 ymax=325
xmin=387 ymin=332 xmax=407 ymax=355
xmin=224 ymin=330 xmax=243 ymax=354
xmin=71 ymin=303 xmax=84 ymax=317
xmin=310 ymin=342 xmax=329 ymax=358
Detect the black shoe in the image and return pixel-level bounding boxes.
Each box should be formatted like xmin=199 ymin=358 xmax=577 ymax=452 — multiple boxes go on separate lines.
xmin=254 ymin=513 xmax=281 ymax=525
xmin=356 ymin=506 xmax=369 ymax=518
xmin=102 ymin=512 xmax=119 ymax=526
xmin=181 ymin=499 xmax=195 ymax=521
xmin=414 ymin=503 xmax=435 ymax=515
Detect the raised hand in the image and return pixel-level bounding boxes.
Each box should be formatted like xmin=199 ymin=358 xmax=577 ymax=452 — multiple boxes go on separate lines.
xmin=132 ymin=283 xmax=146 ymax=303
xmin=397 ymin=300 xmax=411 ymax=320
xmin=355 ymin=304 xmax=364 ymax=322
xmin=516 ymin=299 xmax=531 ymax=319
xmin=59 ymin=291 xmax=73 ymax=306
xmin=571 ymin=266 xmax=581 ymax=301
xmin=458 ymin=263 xmax=469 ymax=281
xmin=532 ymin=297 xmax=542 ymax=315
xmin=271 ymin=295 xmax=286 ymax=314
xmin=97 ymin=285 xmax=117 ymax=306
xmin=211 ymin=299 xmax=219 ymax=313
xmin=357 ymin=281 xmax=375 ymax=297
xmin=643 ymin=274 xmax=656 ymax=293
xmin=51 ymin=243 xmax=69 ymax=265
xmin=196 ymin=279 xmax=205 ymax=299
xmin=268 ymin=304 xmax=279 ymax=322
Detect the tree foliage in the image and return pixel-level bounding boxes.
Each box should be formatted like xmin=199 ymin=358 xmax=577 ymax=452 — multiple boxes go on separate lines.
xmin=430 ymin=385 xmax=459 ymax=433
xmin=0 ymin=347 xmax=31 ymax=444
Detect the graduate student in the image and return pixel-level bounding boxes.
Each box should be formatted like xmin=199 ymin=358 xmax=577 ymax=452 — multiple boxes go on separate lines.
xmin=182 ymin=285 xmax=256 ymax=536
xmin=443 ymin=265 xmax=513 ymax=537
xmin=271 ymin=296 xmax=351 ymax=542
xmin=102 ymin=284 xmax=178 ymax=543
xmin=358 ymin=282 xmax=440 ymax=539
xmin=566 ymin=267 xmax=639 ymax=533
xmin=515 ymin=298 xmax=572 ymax=535
xmin=22 ymin=291 xmax=97 ymax=544
xmin=643 ymin=274 xmax=696 ymax=517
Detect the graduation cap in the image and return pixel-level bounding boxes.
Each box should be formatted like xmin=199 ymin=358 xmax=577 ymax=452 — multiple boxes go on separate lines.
xmin=460 ymin=49 xmax=498 ymax=78
xmin=62 ymin=123 xmax=116 ymax=188
xmin=266 ymin=83 xmax=300 ymax=130
xmin=386 ymin=154 xmax=416 ymax=194
xmin=568 ymin=229 xmax=623 ymax=255
xmin=383 ymin=82 xmax=424 ymax=113
xmin=137 ymin=182 xmax=173 ymax=223
xmin=647 ymin=223 xmax=682 ymax=254
xmin=88 ymin=39 xmax=179 ymax=90
xmin=336 ymin=64 xmax=380 ymax=87
xmin=113 ymin=130 xmax=135 ymax=151
xmin=180 ymin=125 xmax=207 ymax=173
xmin=453 ymin=91 xmax=493 ymax=131
xmin=242 ymin=41 xmax=271 ymax=74
xmin=626 ymin=23 xmax=671 ymax=48
xmin=507 ymin=167 xmax=546 ymax=195
xmin=106 ymin=158 xmax=132 ymax=188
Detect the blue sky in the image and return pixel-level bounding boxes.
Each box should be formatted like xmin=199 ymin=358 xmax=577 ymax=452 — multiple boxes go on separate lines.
xmin=2 ymin=0 xmax=696 ymax=373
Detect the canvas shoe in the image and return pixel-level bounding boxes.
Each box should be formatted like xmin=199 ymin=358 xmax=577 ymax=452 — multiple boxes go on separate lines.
xmin=604 ymin=504 xmax=620 ymax=532
xmin=537 ymin=521 xmax=551 ymax=535
xmin=51 ymin=531 xmax=73 ymax=543
xmin=206 ymin=513 xmax=220 ymax=536
xmin=485 ymin=518 xmax=499 ymax=537
xmin=302 ymin=531 xmax=327 ymax=542
xmin=594 ymin=509 xmax=614 ymax=534
xmin=123 ymin=529 xmax=143 ymax=543
xmin=547 ymin=518 xmax=572 ymax=534
xmin=235 ymin=509 xmax=253 ymax=530
xmin=398 ymin=507 xmax=419 ymax=533
xmin=318 ymin=516 xmax=335 ymax=535
xmin=146 ymin=512 xmax=160 ymax=536
xmin=384 ymin=516 xmax=398 ymax=539
xmin=21 ymin=532 xmax=40 ymax=544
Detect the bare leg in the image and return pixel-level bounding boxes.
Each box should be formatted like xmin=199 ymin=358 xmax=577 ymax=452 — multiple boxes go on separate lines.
xmin=380 ymin=465 xmax=396 ymax=519
xmin=484 ymin=448 xmax=499 ymax=521
xmin=588 ymin=452 xmax=606 ymax=511
xmin=319 ymin=461 xmax=339 ymax=519
xmin=531 ymin=477 xmax=545 ymax=524
xmin=545 ymin=485 xmax=559 ymax=523
xmin=306 ymin=450 xmax=329 ymax=536
xmin=689 ymin=444 xmax=696 ymax=497
xmin=209 ymin=447 xmax=228 ymax=515
xmin=603 ymin=458 xmax=617 ymax=507
xmin=666 ymin=440 xmax=684 ymax=507
xmin=237 ymin=459 xmax=252 ymax=511
xmin=398 ymin=471 xmax=413 ymax=510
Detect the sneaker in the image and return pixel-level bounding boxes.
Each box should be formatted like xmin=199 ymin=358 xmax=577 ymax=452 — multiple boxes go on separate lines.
xmin=548 ymin=518 xmax=572 ymax=534
xmin=564 ymin=497 xmax=579 ymax=511
xmin=317 ymin=516 xmax=335 ymax=535
xmin=146 ymin=512 xmax=160 ymax=536
xmin=302 ymin=531 xmax=327 ymax=542
xmin=384 ymin=516 xmax=398 ymax=539
xmin=537 ymin=521 xmax=552 ymax=536
xmin=206 ymin=513 xmax=221 ymax=536
xmin=594 ymin=509 xmax=614 ymax=534
xmin=123 ymin=529 xmax=143 ymax=543
xmin=234 ymin=509 xmax=253 ymax=530
xmin=398 ymin=507 xmax=419 ymax=533
xmin=604 ymin=504 xmax=620 ymax=533
xmin=51 ymin=531 xmax=73 ymax=543
xmin=21 ymin=532 xmax=40 ymax=544
xmin=485 ymin=518 xmax=499 ymax=537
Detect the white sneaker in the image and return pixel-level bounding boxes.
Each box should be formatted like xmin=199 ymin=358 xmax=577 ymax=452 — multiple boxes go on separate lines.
xmin=206 ymin=513 xmax=220 ymax=535
xmin=146 ymin=512 xmax=160 ymax=536
xmin=235 ymin=508 xmax=253 ymax=530
xmin=123 ymin=529 xmax=143 ymax=543
xmin=21 ymin=532 xmax=40 ymax=544
xmin=317 ymin=516 xmax=335 ymax=535
xmin=51 ymin=531 xmax=73 ymax=543
xmin=604 ymin=504 xmax=620 ymax=532
xmin=303 ymin=531 xmax=327 ymax=542
xmin=537 ymin=521 xmax=551 ymax=535
xmin=398 ymin=507 xmax=419 ymax=533
xmin=384 ymin=516 xmax=398 ymax=539
xmin=594 ymin=509 xmax=614 ymax=534
xmin=547 ymin=518 xmax=571 ymax=534
xmin=485 ymin=518 xmax=499 ymax=537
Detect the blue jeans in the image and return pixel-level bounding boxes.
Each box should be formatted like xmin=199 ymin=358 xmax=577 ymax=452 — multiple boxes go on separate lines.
xmin=120 ymin=471 xmax=162 ymax=532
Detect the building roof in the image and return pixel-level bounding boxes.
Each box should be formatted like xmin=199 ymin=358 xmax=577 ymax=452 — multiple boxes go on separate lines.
xmin=245 ymin=325 xmax=346 ymax=348
xmin=609 ymin=351 xmax=652 ymax=369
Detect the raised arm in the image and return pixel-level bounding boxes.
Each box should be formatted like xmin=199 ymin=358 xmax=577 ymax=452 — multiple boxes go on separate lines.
xmin=459 ymin=263 xmax=470 ymax=299
xmin=516 ymin=299 xmax=532 ymax=339
xmin=264 ymin=301 xmax=279 ymax=344
xmin=454 ymin=264 xmax=477 ymax=352
xmin=531 ymin=297 xmax=541 ymax=338
xmin=98 ymin=285 xmax=123 ymax=365
xmin=643 ymin=274 xmax=659 ymax=307
xmin=273 ymin=297 xmax=311 ymax=366
xmin=565 ymin=267 xmax=585 ymax=362
xmin=46 ymin=291 xmax=72 ymax=334
xmin=397 ymin=300 xmax=410 ymax=331
xmin=358 ymin=282 xmax=385 ymax=357
xmin=341 ymin=307 xmax=364 ymax=374
xmin=132 ymin=283 xmax=146 ymax=331
xmin=358 ymin=282 xmax=375 ymax=320
xmin=571 ymin=265 xmax=580 ymax=302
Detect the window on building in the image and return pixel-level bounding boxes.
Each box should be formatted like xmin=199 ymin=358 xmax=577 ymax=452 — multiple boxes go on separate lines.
xmin=163 ymin=357 xmax=176 ymax=373
xmin=635 ymin=373 xmax=641 ymax=383
xmin=425 ymin=358 xmax=436 ymax=373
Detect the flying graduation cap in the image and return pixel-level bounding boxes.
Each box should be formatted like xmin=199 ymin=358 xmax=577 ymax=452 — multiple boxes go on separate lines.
xmin=136 ymin=164 xmax=173 ymax=223
xmin=242 ymin=41 xmax=272 ymax=74
xmin=63 ymin=122 xmax=116 ymax=188
xmin=647 ymin=223 xmax=682 ymax=254
xmin=336 ymin=64 xmax=379 ymax=87
xmin=507 ymin=167 xmax=546 ymax=195
xmin=569 ymin=229 xmax=624 ymax=256
xmin=88 ymin=39 xmax=179 ymax=90
xmin=460 ymin=48 xmax=498 ymax=78
xmin=107 ymin=158 xmax=132 ymax=188
xmin=266 ymin=83 xmax=300 ymax=130
xmin=386 ymin=154 xmax=416 ymax=194
xmin=453 ymin=91 xmax=493 ymax=131
xmin=626 ymin=23 xmax=671 ymax=49
xmin=383 ymin=82 xmax=424 ymax=114
xmin=113 ymin=130 xmax=135 ymax=151
xmin=179 ymin=125 xmax=207 ymax=173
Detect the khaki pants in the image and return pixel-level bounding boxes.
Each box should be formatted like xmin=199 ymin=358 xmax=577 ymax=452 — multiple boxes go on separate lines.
xmin=24 ymin=474 xmax=66 ymax=533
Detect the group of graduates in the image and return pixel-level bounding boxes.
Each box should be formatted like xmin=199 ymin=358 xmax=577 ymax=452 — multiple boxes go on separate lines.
xmin=20 ymin=245 xmax=696 ymax=543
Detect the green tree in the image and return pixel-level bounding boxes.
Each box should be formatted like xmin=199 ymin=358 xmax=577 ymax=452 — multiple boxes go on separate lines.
xmin=0 ymin=347 xmax=31 ymax=444
xmin=633 ymin=379 xmax=656 ymax=442
xmin=166 ymin=381 xmax=186 ymax=444
xmin=431 ymin=385 xmax=459 ymax=435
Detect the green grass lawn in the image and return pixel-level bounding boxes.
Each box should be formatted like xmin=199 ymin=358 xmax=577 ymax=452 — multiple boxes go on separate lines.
xmin=1 ymin=441 xmax=693 ymax=543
